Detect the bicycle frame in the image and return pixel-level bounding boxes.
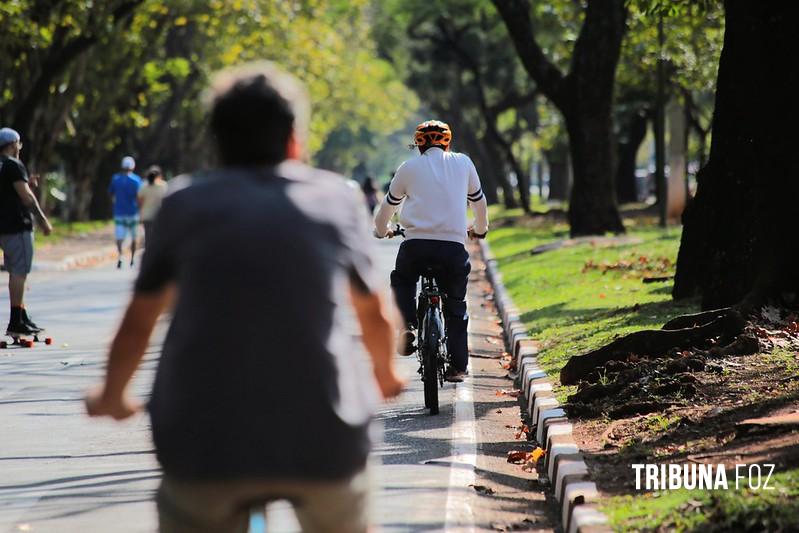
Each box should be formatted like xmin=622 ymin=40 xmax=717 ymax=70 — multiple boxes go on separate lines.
xmin=417 ymin=272 xmax=448 ymax=394
xmin=386 ymin=224 xmax=449 ymax=414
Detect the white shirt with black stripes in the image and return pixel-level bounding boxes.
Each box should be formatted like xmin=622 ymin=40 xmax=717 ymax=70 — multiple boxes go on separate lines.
xmin=374 ymin=147 xmax=489 ymax=244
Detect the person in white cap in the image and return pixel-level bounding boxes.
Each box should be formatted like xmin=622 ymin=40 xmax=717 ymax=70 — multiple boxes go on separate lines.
xmin=108 ymin=155 xmax=142 ymax=268
xmin=0 ymin=127 xmax=53 ymax=337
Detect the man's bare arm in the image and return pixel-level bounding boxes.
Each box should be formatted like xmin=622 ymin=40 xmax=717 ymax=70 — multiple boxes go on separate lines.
xmin=350 ymin=283 xmax=404 ymax=399
xmin=86 ymin=289 xmax=172 ymax=420
xmin=13 ymin=180 xmax=52 ymax=235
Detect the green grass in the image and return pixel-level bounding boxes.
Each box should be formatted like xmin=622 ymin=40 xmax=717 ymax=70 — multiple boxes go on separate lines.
xmin=602 ymin=468 xmax=799 ymax=532
xmin=40 ymin=219 xmax=111 ymax=245
xmin=486 ymin=206 xmax=698 ymax=399
xmin=486 ymin=206 xmax=799 ymax=531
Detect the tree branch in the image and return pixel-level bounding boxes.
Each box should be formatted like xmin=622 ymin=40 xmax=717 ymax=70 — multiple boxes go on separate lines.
xmin=12 ymin=0 xmax=144 ymax=134
xmin=489 ymin=90 xmax=538 ymax=115
xmin=490 ymin=0 xmax=567 ymax=108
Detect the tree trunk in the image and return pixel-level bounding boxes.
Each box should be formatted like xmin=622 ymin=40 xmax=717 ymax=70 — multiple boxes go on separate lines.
xmin=483 ymin=137 xmax=517 ymax=208
xmin=66 ymin=173 xmax=94 ymax=222
xmin=673 ymin=0 xmax=799 ymax=310
xmin=615 ymin=110 xmax=648 ymax=204
xmin=454 ymin=120 xmax=500 ymax=204
xmin=565 ymin=107 xmax=625 ymax=235
xmin=667 ymin=100 xmax=687 ymax=219
xmin=507 ymin=145 xmax=531 ymax=213
xmin=545 ymin=140 xmax=571 ymax=201
xmin=492 ymin=0 xmax=627 ymax=236
xmin=489 ymin=127 xmax=530 ymax=213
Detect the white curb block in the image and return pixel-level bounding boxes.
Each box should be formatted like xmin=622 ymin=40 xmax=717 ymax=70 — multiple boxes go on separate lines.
xmin=563 ymin=482 xmax=600 ymax=531
xmin=568 ymin=504 xmax=609 ymax=533
xmin=478 ymin=240 xmax=611 ymax=533
xmin=548 ymin=441 xmax=581 ymax=482
xmin=555 ymin=459 xmax=589 ymax=499
xmin=536 ymin=408 xmax=567 ymax=442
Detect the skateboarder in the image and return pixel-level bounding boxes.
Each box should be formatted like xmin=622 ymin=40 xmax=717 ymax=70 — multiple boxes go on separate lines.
xmin=86 ymin=62 xmax=404 ymax=533
xmin=0 ymin=128 xmax=53 ymax=337
xmin=108 ymin=156 xmax=142 ymax=268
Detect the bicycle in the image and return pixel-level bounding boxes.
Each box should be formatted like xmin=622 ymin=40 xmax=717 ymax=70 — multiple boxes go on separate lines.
xmin=387 ymin=225 xmax=449 ymax=415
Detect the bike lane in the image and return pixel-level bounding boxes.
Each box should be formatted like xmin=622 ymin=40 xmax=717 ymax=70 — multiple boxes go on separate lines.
xmin=0 ymin=239 xmax=555 ymax=532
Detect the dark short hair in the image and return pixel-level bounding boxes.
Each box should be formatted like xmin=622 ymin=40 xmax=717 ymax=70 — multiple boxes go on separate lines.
xmin=208 ymin=63 xmax=309 ymax=167
xmin=145 ymin=165 xmax=162 ymax=184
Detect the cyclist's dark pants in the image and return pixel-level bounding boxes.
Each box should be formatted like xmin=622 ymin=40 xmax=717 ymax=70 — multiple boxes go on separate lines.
xmin=390 ymin=239 xmax=471 ymax=372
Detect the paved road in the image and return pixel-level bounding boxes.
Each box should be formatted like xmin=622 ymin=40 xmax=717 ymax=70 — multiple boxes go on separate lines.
xmin=0 ymin=239 xmax=555 ymax=532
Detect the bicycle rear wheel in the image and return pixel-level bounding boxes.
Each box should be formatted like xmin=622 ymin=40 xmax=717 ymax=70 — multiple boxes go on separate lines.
xmin=422 ymin=309 xmax=440 ymax=415
xmin=422 ymin=341 xmax=439 ymax=415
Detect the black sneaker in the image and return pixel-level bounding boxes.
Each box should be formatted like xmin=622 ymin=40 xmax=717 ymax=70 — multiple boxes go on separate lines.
xmin=445 ymin=367 xmax=468 ymax=383
xmin=117 ymin=259 xmax=123 ymax=269
xmin=398 ymin=329 xmax=416 ymax=356
xmin=20 ymin=309 xmax=42 ymax=333
xmin=6 ymin=320 xmax=38 ymax=336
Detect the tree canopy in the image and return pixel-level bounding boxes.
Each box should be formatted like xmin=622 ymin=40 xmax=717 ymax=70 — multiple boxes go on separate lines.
xmin=1 ymin=0 xmax=726 ymax=227
xmin=0 ymin=0 xmax=417 ymax=218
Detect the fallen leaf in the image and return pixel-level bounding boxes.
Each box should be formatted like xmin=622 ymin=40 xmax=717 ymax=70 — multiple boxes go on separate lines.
xmin=530 ymin=447 xmax=546 ymax=462
xmin=507 ymin=450 xmax=530 ymax=464
xmin=497 ymin=389 xmax=522 ymax=398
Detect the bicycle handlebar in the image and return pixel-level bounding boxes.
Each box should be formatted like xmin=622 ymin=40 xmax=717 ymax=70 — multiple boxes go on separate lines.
xmin=386 ymin=224 xmax=406 ymax=239
xmin=380 ymin=224 xmax=486 ymax=240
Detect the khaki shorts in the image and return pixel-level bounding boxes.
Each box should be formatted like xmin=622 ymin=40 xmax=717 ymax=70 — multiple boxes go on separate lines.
xmin=157 ymin=468 xmax=371 ymax=533
xmin=0 ymin=231 xmax=33 ymax=276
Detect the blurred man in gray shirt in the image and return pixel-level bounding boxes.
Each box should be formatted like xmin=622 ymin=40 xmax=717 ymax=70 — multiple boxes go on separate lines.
xmin=86 ymin=62 xmax=403 ymax=533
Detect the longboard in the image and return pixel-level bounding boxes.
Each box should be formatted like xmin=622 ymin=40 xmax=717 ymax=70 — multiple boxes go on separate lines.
xmin=1 ymin=333 xmax=53 ymax=349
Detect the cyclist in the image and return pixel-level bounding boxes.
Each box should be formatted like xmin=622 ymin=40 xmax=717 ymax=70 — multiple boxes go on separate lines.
xmin=373 ymin=120 xmax=489 ymax=383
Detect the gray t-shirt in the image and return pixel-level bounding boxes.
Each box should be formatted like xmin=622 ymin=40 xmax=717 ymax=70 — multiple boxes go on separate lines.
xmin=136 ymin=162 xmax=381 ymax=481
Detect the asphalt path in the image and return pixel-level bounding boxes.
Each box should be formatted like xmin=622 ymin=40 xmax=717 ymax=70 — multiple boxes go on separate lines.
xmin=0 ymin=238 xmax=554 ymax=532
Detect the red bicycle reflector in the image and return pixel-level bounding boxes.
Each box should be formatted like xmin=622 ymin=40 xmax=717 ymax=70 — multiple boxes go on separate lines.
xmin=430 ymin=296 xmax=440 ymax=305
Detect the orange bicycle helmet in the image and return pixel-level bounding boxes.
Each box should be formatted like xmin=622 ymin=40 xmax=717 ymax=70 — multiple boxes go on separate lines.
xmin=412 ymin=120 xmax=452 ymax=148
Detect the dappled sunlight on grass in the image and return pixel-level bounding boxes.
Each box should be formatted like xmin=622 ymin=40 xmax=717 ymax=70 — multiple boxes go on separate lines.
xmin=486 ymin=208 xmax=699 ymax=395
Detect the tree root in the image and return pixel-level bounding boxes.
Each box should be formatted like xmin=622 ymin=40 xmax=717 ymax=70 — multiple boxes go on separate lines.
xmin=707 ymin=334 xmax=760 ymax=357
xmin=609 ymin=401 xmax=673 ymax=419
xmin=560 ymin=308 xmax=745 ymax=385
xmin=662 ymin=307 xmax=734 ymax=330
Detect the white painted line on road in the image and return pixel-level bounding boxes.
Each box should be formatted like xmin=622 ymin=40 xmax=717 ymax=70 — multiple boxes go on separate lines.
xmin=444 ymin=377 xmax=477 ymax=531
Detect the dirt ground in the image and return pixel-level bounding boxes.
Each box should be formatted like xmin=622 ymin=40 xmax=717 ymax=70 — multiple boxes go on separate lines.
xmin=566 ymin=313 xmax=799 ymax=497
xmin=467 ymin=248 xmax=561 ymax=531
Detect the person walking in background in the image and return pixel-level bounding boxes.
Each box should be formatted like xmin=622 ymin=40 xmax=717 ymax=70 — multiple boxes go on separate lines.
xmin=138 ymin=165 xmax=168 ymax=245
xmin=361 ymin=176 xmax=379 ymax=215
xmin=108 ymin=156 xmax=142 ymax=269
xmin=86 ymin=62 xmax=403 ymax=533
xmin=0 ymin=128 xmax=53 ymax=337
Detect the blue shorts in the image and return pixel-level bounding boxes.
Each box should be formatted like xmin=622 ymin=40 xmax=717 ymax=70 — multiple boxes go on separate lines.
xmin=114 ymin=216 xmax=139 ymax=241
